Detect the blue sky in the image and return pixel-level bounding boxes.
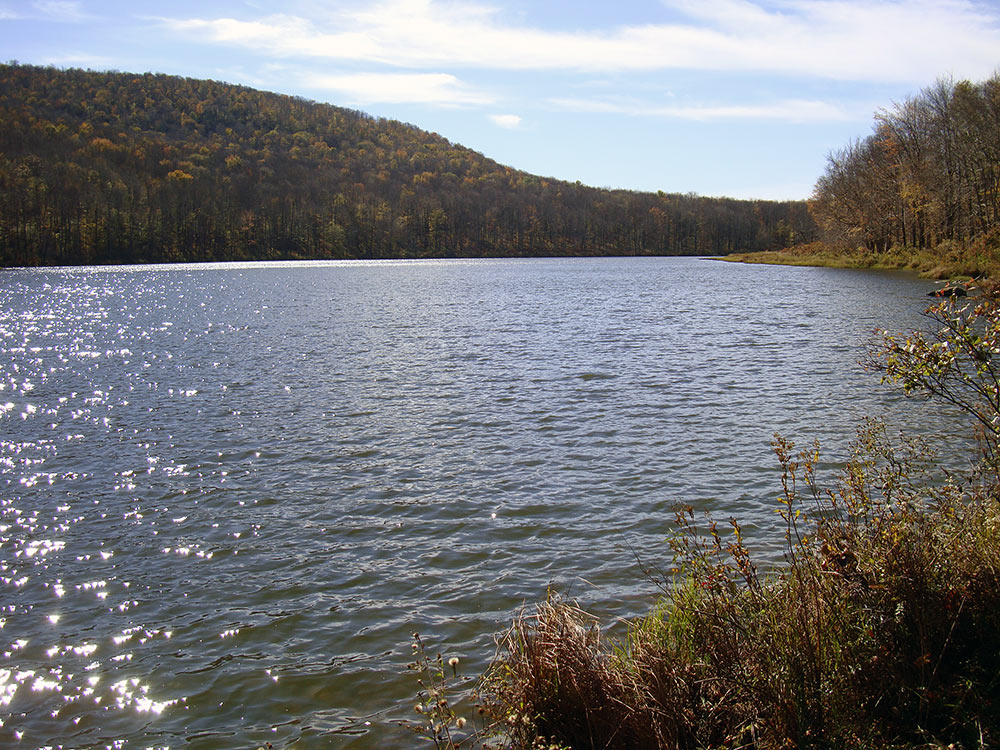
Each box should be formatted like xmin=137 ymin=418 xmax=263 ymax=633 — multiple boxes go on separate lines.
xmin=3 ymin=0 xmax=1000 ymax=200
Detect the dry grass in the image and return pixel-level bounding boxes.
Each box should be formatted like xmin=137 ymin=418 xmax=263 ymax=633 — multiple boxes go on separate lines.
xmin=720 ymin=233 xmax=1000 ymax=280
xmin=480 ymin=424 xmax=1000 ymax=749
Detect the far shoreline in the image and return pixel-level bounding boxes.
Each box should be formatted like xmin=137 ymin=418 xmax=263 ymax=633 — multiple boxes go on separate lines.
xmin=717 ymin=241 xmax=996 ymax=280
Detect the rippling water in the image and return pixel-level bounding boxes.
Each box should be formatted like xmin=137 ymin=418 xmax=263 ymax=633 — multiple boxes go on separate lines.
xmin=0 ymin=257 xmax=970 ymax=747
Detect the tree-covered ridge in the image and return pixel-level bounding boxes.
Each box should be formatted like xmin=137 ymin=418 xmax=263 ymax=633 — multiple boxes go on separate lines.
xmin=812 ymin=74 xmax=1000 ymax=257
xmin=0 ymin=63 xmax=815 ymax=266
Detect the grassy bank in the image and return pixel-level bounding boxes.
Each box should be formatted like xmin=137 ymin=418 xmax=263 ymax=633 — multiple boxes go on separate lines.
xmin=413 ymin=285 xmax=1000 ymax=749
xmin=721 ymin=237 xmax=1000 ymax=280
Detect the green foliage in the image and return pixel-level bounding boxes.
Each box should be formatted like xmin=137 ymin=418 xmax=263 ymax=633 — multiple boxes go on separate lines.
xmin=0 ymin=63 xmax=816 ymax=266
xmin=873 ymin=281 xmax=1000 ymax=474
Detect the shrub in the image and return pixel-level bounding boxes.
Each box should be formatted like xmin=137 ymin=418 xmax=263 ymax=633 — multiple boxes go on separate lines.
xmin=481 ymin=425 xmax=1000 ymax=748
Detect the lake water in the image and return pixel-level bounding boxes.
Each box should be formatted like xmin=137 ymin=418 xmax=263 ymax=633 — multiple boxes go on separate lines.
xmin=0 ymin=257 xmax=970 ymax=748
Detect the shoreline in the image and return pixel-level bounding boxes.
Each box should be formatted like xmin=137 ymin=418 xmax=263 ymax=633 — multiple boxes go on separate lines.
xmin=716 ymin=241 xmax=996 ymax=280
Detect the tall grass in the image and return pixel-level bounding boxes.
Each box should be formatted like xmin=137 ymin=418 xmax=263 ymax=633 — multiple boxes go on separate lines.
xmin=723 ymin=229 xmax=1000 ymax=280
xmin=481 ymin=423 xmax=1000 ymax=748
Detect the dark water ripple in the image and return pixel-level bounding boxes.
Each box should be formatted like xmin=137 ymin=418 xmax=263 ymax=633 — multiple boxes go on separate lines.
xmin=0 ymin=257 xmax=970 ymax=747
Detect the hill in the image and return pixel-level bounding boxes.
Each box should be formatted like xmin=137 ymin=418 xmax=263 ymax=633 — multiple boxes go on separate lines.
xmin=0 ymin=64 xmax=815 ymax=266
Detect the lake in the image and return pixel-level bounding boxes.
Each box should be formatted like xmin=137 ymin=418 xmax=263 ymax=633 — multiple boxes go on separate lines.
xmin=0 ymin=257 xmax=970 ymax=748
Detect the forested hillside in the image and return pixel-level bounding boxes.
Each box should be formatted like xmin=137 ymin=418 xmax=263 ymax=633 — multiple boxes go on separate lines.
xmin=812 ymin=73 xmax=1000 ymax=257
xmin=0 ymin=64 xmax=815 ymax=266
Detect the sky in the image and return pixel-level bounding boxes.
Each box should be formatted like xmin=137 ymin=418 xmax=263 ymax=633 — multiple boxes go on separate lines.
xmin=2 ymin=0 xmax=1000 ymax=200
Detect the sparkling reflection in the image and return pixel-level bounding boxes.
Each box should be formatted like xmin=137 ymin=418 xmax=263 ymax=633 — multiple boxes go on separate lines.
xmin=0 ymin=258 xmax=969 ymax=747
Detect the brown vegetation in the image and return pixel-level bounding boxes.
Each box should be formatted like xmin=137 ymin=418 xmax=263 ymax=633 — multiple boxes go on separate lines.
xmin=0 ymin=63 xmax=814 ymax=266
xmin=812 ymin=75 xmax=1000 ymax=254
xmin=722 ymin=230 xmax=1000 ymax=279
xmin=484 ymin=440 xmax=1000 ymax=748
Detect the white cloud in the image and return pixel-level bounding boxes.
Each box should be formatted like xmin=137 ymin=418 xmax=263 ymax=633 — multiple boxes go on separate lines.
xmin=551 ymin=97 xmax=850 ymax=123
xmin=31 ymin=0 xmax=89 ymax=22
xmin=306 ymin=72 xmax=494 ymax=105
xmin=41 ymin=52 xmax=116 ymax=68
xmin=0 ymin=0 xmax=92 ymax=23
xmin=693 ymin=0 xmax=1000 ymax=83
xmin=489 ymin=113 xmax=522 ymax=129
xmin=160 ymin=0 xmax=1000 ymax=83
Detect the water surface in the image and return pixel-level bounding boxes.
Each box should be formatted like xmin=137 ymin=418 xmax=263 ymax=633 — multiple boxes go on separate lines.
xmin=0 ymin=257 xmax=968 ymax=747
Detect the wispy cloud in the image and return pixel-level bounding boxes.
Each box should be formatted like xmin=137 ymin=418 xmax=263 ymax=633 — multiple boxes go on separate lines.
xmin=31 ymin=0 xmax=90 ymax=22
xmin=305 ymin=72 xmax=495 ymax=105
xmin=160 ymin=0 xmax=1000 ymax=83
xmin=0 ymin=1 xmax=90 ymax=22
xmin=489 ymin=113 xmax=522 ymax=129
xmin=40 ymin=52 xmax=116 ymax=68
xmin=551 ymin=96 xmax=851 ymax=123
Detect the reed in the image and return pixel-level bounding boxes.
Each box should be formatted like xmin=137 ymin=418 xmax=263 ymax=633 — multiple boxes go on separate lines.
xmin=481 ymin=423 xmax=1000 ymax=748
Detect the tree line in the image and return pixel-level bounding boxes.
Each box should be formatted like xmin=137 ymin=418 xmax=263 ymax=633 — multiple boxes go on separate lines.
xmin=811 ymin=73 xmax=1000 ymax=254
xmin=0 ymin=63 xmax=815 ymax=266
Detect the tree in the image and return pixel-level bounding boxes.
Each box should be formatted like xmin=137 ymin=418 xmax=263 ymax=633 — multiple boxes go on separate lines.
xmin=0 ymin=63 xmax=817 ymax=265
xmin=813 ymin=73 xmax=1000 ymax=257
xmin=872 ymin=281 xmax=1000 ymax=474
